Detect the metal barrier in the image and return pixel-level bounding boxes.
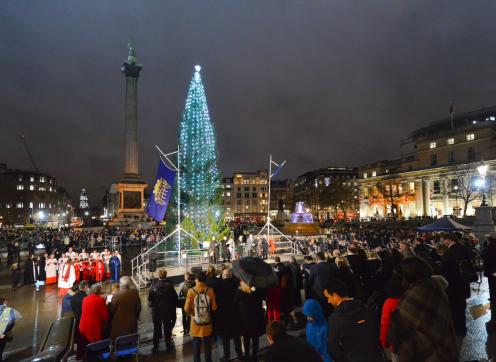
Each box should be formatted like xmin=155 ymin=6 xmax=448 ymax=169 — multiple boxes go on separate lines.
xmin=131 ymin=247 xmax=210 ymax=289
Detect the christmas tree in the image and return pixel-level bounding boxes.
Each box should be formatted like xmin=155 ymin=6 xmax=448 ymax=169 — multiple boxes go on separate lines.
xmin=176 ymin=65 xmax=225 ymax=246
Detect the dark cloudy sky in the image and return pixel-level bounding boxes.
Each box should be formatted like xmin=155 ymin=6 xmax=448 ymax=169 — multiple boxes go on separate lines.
xmin=2 ymin=1 xmax=496 ymax=206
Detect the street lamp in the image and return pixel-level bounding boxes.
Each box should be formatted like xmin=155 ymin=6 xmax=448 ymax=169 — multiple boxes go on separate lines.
xmin=477 ymin=163 xmax=489 ymax=206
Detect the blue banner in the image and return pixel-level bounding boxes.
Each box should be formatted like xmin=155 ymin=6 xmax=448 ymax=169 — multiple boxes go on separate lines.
xmin=146 ymin=160 xmax=176 ymax=222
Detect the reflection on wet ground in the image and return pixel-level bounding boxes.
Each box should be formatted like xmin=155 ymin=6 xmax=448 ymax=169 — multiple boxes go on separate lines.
xmin=1 ymin=258 xmax=494 ymax=361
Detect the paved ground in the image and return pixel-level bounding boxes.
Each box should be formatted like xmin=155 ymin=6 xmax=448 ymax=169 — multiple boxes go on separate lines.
xmin=1 ymin=255 xmax=494 ymax=361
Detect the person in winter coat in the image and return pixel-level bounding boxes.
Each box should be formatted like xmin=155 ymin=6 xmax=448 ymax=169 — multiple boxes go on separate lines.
xmin=78 ymin=283 xmax=109 ymax=358
xmin=178 ymin=272 xmax=195 ymax=336
xmin=109 ymin=276 xmax=141 ymax=340
xmin=71 ymin=281 xmax=88 ymax=361
xmin=61 ymin=283 xmax=78 ymax=317
xmin=303 ymin=299 xmax=332 ymax=362
xmin=0 ymin=298 xmax=17 ymax=362
xmin=148 ymin=269 xmax=178 ymax=353
xmin=389 ymin=257 xmax=458 ymax=362
xmin=288 ymin=256 xmax=303 ymax=307
xmin=215 ymin=269 xmax=242 ymax=362
xmin=185 ymin=271 xmax=217 ymax=362
xmin=265 ymin=320 xmax=322 ymax=362
xmin=323 ymin=279 xmax=384 ymax=362
xmin=9 ymin=263 xmax=20 ymax=292
xmin=235 ymin=281 xmax=266 ymax=361
xmin=483 ymin=234 xmax=496 ymax=315
xmin=379 ymin=274 xmax=403 ymax=360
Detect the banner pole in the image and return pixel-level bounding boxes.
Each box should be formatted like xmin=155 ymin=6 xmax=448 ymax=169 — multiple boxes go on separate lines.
xmin=177 ymin=144 xmax=181 ymax=265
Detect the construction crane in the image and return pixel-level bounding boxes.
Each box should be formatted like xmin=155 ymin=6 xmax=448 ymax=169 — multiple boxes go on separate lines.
xmin=18 ymin=134 xmax=39 ymax=173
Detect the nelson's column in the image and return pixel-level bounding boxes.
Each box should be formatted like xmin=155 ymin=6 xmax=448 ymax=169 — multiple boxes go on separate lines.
xmin=109 ymin=41 xmax=148 ymax=224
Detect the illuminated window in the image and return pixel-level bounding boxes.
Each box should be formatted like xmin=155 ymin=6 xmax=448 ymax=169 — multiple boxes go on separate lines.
xmin=429 ymin=142 xmax=437 ymax=149
xmin=39 ymin=187 xmax=46 ymax=192
xmin=16 ymin=185 xmax=24 ymax=190
xmin=226 ymin=192 xmax=231 ymax=197
xmin=16 ymin=202 xmax=23 ymax=208
xmin=18 ymin=176 xmax=23 ymax=182
xmin=324 ymin=177 xmax=330 ymax=186
xmin=363 ymin=173 xmax=368 ymax=179
xmin=467 ymin=133 xmax=475 ymax=141
xmin=6 ymin=203 xmax=11 ymax=209
xmin=409 ymin=182 xmax=415 ymax=192
xmin=447 ymin=138 xmax=454 ymax=145
xmin=30 ymin=176 xmax=34 ymax=182
xmin=372 ymin=171 xmax=377 ymax=177
xmin=29 ymin=185 xmax=34 ymax=191
xmin=29 ymin=202 xmax=33 ymax=208
xmin=39 ymin=202 xmax=45 ymax=209
xmin=40 ymin=176 xmax=45 ymax=183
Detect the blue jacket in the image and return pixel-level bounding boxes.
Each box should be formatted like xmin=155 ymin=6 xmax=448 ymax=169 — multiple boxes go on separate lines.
xmin=303 ymin=299 xmax=332 ymax=362
xmin=61 ymin=291 xmax=75 ymax=317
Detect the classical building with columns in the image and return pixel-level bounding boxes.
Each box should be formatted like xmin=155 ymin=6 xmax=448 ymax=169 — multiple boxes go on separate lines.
xmin=359 ymin=106 xmax=496 ymax=219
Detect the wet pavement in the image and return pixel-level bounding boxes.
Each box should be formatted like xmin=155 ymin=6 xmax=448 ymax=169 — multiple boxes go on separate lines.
xmin=1 ymin=256 xmax=494 ymax=361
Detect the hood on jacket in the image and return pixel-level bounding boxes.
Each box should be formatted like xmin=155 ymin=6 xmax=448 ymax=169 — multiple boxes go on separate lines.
xmin=303 ymin=299 xmax=326 ymax=324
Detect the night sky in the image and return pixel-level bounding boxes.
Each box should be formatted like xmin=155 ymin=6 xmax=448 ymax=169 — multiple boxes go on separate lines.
xmin=2 ymin=1 xmax=496 ymax=206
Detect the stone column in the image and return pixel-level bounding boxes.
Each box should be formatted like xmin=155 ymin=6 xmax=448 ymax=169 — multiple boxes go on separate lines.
xmin=121 ymin=41 xmax=143 ymax=178
xmin=422 ymin=179 xmax=431 ymax=217
xmin=415 ymin=179 xmax=423 ymax=217
xmin=442 ymin=178 xmax=450 ymax=216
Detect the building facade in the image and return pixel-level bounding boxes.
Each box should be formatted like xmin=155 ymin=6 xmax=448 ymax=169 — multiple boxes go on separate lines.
xmin=294 ymin=167 xmax=359 ymax=221
xmin=222 ymin=170 xmax=269 ymax=221
xmin=359 ymin=106 xmax=496 ymax=219
xmin=0 ymin=163 xmax=73 ymax=226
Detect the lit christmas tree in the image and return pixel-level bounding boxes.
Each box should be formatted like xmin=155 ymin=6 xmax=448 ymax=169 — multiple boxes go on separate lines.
xmin=176 ymin=65 xmax=224 ymax=244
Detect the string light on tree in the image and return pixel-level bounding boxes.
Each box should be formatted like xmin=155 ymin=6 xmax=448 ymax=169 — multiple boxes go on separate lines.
xmin=177 ymin=65 xmax=223 ymax=240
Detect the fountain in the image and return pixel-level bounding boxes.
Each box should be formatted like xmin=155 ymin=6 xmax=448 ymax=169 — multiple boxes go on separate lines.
xmin=280 ymin=201 xmax=320 ymax=235
xmin=291 ymin=202 xmax=314 ymax=223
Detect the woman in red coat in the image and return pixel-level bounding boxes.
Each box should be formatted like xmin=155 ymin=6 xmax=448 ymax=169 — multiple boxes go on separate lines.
xmin=79 ymin=283 xmax=109 ymax=353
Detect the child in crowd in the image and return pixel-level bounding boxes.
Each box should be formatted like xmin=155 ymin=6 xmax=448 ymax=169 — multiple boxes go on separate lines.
xmin=303 ymin=299 xmax=332 ymax=362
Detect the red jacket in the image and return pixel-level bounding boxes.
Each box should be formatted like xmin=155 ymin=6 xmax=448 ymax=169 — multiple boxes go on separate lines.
xmin=380 ymin=297 xmax=399 ymax=349
xmin=79 ymin=294 xmax=109 ymax=343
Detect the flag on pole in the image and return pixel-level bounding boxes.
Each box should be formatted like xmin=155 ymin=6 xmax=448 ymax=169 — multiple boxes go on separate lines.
xmin=146 ymin=160 xmax=176 ymax=222
xmin=272 ymin=160 xmax=286 ymax=178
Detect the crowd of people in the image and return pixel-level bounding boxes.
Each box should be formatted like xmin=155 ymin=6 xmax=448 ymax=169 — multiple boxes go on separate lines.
xmin=142 ymin=230 xmax=495 ymax=362
xmin=1 ymin=224 xmax=496 ymax=362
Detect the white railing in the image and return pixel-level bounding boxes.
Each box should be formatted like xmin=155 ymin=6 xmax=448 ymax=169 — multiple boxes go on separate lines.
xmin=131 ymin=246 xmax=211 ymax=289
xmin=131 ymin=238 xmax=301 ymax=289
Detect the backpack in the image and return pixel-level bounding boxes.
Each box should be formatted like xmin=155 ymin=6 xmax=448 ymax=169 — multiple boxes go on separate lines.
xmin=191 ymin=287 xmax=211 ymax=325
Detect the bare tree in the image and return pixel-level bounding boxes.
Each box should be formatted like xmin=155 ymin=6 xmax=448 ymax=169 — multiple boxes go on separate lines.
xmin=451 ymin=167 xmax=481 ymax=216
xmin=368 ymin=179 xmax=406 ymax=220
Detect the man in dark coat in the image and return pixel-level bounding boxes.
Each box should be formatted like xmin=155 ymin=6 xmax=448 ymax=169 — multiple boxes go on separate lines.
xmin=215 ymin=270 xmax=242 ymax=361
xmin=323 ymin=279 xmax=384 ymax=362
xmin=148 ymin=270 xmax=178 ymax=353
xmin=264 ymin=320 xmax=322 ymax=362
xmin=483 ymin=234 xmax=496 ymax=315
xmin=288 ymin=256 xmax=303 ymax=307
xmin=109 ymin=276 xmax=141 ymax=340
xmin=440 ymin=233 xmax=470 ymax=341
xmin=308 ymin=252 xmax=336 ymax=317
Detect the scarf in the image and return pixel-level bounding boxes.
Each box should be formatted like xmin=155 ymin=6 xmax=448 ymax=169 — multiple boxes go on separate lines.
xmin=63 ymin=263 xmax=72 ymax=282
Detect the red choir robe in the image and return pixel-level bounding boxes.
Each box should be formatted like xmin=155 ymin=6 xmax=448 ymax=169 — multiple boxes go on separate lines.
xmin=95 ymin=260 xmax=105 ymax=283
xmin=82 ymin=260 xmax=90 ymax=282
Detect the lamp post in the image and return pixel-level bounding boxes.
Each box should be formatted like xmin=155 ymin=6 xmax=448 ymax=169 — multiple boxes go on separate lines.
xmin=453 ymin=185 xmax=459 ymax=217
xmin=477 ymin=163 xmax=489 ymax=207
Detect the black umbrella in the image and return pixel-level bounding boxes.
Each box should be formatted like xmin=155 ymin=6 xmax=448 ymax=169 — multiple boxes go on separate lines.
xmin=232 ymin=257 xmax=278 ymax=289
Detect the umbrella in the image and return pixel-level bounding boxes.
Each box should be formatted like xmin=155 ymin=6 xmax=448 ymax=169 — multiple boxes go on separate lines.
xmin=417 ymin=216 xmax=471 ymax=232
xmin=232 ymin=257 xmax=278 ymax=289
